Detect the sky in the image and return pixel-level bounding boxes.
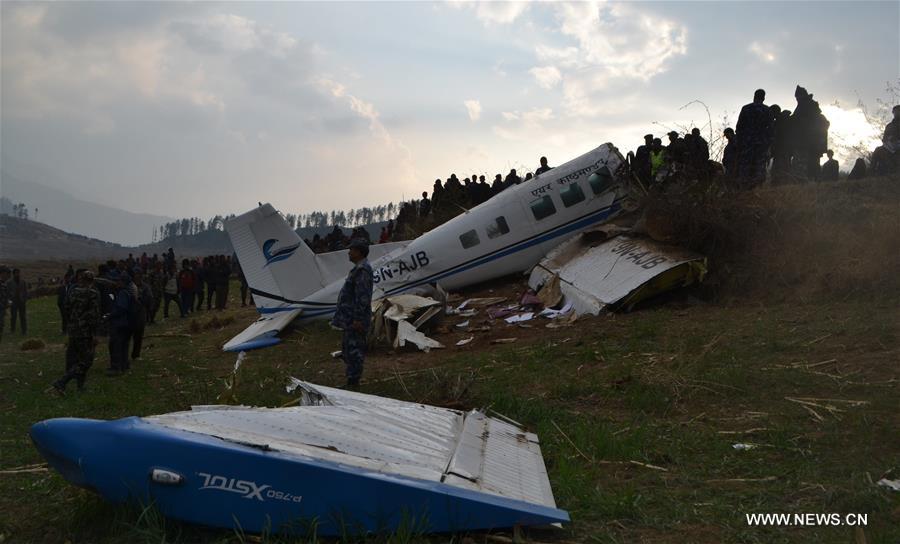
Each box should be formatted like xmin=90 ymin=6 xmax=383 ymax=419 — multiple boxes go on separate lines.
xmin=2 ymin=1 xmax=898 ymax=220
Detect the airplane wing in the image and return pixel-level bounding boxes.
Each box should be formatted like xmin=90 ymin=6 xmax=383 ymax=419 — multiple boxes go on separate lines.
xmin=222 ymin=308 xmax=304 ymax=352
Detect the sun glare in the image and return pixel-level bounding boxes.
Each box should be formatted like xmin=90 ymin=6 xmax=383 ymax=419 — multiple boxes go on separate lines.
xmin=821 ymin=105 xmax=882 ymax=168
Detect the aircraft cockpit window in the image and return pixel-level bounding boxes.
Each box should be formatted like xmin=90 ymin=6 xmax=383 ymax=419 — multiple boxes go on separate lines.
xmin=588 ymin=166 xmax=614 ymax=195
xmin=459 ymin=229 xmax=481 ymax=249
xmin=529 ymin=196 xmax=557 ymax=221
xmin=560 ymin=182 xmax=586 ymax=208
xmin=486 ymin=216 xmax=510 ymax=239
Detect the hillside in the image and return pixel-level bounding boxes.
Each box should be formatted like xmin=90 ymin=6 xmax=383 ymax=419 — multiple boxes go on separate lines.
xmin=0 ymin=169 xmax=175 ymax=246
xmin=0 ymin=214 xmax=128 ymax=262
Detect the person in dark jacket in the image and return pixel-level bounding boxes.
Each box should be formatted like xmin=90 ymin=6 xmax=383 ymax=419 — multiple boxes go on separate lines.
xmin=330 ymin=240 xmax=374 ymax=389
xmin=106 ymin=272 xmax=134 ymax=375
xmin=821 ymin=150 xmax=839 ymax=182
xmin=790 ymin=86 xmax=830 ymax=181
xmin=177 ymin=260 xmax=195 ymax=316
xmin=735 ymin=89 xmax=774 ymax=188
xmin=722 ymin=128 xmax=738 ymax=178
xmin=8 ymin=269 xmax=28 ymax=335
xmin=0 ymin=267 xmax=9 ymax=343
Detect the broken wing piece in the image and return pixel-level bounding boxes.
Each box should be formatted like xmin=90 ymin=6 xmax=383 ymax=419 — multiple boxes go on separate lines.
xmin=222 ymin=308 xmax=303 ymax=352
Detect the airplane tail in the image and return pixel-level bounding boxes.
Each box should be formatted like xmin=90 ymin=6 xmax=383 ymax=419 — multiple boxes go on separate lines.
xmin=226 ymin=204 xmax=323 ymax=309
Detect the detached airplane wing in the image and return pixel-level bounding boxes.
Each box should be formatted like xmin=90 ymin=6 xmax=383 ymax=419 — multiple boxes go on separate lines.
xmin=224 ymin=204 xmax=409 ymax=351
xmin=223 ymin=308 xmax=303 ymax=351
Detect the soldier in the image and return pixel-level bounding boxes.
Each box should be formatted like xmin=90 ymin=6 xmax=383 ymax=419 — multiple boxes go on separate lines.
xmin=147 ymin=262 xmax=164 ymax=324
xmin=0 ymin=266 xmax=9 ymax=343
xmin=131 ymin=268 xmax=152 ymax=360
xmin=50 ymin=270 xmax=101 ymax=394
xmin=735 ymin=89 xmax=774 ymax=188
xmin=330 ymin=239 xmax=374 ymax=389
xmin=106 ymin=272 xmax=134 ymax=375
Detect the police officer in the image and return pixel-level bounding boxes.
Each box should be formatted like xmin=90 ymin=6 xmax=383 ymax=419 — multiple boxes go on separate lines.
xmin=330 ymin=239 xmax=374 ymax=389
xmin=51 ymin=270 xmax=100 ymax=394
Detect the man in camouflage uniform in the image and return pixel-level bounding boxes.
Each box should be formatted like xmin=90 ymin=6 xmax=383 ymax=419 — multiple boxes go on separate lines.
xmin=51 ymin=270 xmax=101 ymax=394
xmin=0 ymin=267 xmax=10 ymax=343
xmin=330 ymin=239 xmax=374 ymax=389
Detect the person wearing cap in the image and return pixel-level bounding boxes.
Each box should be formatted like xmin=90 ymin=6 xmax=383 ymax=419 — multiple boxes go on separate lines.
xmin=535 ymin=156 xmax=553 ymax=176
xmin=722 ymin=128 xmax=738 ymax=178
xmin=330 ymin=239 xmax=374 ymax=389
xmin=0 ymin=266 xmax=10 ymax=343
xmin=50 ymin=270 xmax=101 ymax=394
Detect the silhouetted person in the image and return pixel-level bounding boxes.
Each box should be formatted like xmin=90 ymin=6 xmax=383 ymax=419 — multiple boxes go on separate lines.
xmin=821 ymin=150 xmax=839 ymax=181
xmin=8 ymin=269 xmax=28 ymax=335
xmin=535 ymin=156 xmax=553 ymax=176
xmin=736 ymin=89 xmax=774 ymax=187
xmin=847 ymin=158 xmax=867 ymax=180
xmin=524 ymin=172 xmax=533 ymax=182
xmin=633 ymin=134 xmax=653 ymax=186
xmin=504 ymin=169 xmax=521 ymax=188
xmin=419 ymin=191 xmax=431 ymax=217
xmin=771 ymin=109 xmax=793 ymax=184
xmin=790 ymin=85 xmax=830 ymax=181
xmin=491 ymin=174 xmax=503 ymax=194
xmin=871 ymin=104 xmax=900 ymax=175
xmin=722 ymin=128 xmax=738 ymax=178
xmin=687 ymin=127 xmax=709 ymax=178
xmin=666 ymin=131 xmax=687 ymax=167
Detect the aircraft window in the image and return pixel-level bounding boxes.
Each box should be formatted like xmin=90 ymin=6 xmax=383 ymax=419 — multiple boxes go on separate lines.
xmin=459 ymin=229 xmax=481 ymax=249
xmin=588 ymin=166 xmax=614 ymax=195
xmin=486 ymin=216 xmax=510 ymax=239
xmin=560 ymin=182 xmax=586 ymax=208
xmin=530 ymin=195 xmax=557 ymax=221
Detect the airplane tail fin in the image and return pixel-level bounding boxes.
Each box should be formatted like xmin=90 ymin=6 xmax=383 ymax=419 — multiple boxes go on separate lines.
xmin=226 ymin=204 xmax=323 ymax=309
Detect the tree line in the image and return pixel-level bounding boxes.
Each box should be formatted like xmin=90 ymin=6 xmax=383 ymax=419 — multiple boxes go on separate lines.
xmin=151 ymin=203 xmax=400 ymax=243
xmin=0 ymin=197 xmax=35 ymax=220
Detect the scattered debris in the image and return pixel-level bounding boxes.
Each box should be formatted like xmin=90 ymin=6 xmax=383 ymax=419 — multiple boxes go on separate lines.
xmin=455 ymin=320 xmax=470 ymax=329
xmin=504 ymin=312 xmax=534 ymax=324
xmin=371 ymin=295 xmax=445 ymax=352
xmin=732 ymin=443 xmax=757 ymax=451
xmin=330 ymin=350 xmax=342 ymax=359
xmin=876 ymin=478 xmax=900 ymax=492
xmin=456 ymin=337 xmax=474 ymax=347
xmin=396 ymin=321 xmax=444 ymax=352
xmin=491 ymin=338 xmax=518 ymax=345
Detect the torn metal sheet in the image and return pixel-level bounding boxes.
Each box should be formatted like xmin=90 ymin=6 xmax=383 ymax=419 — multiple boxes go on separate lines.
xmin=456 ymin=336 xmax=474 ymax=346
xmin=382 ymin=295 xmax=441 ymax=322
xmin=505 ymin=312 xmax=535 ymax=324
xmin=529 ymin=233 xmax=706 ymax=315
xmin=395 ymin=320 xmax=445 ymax=352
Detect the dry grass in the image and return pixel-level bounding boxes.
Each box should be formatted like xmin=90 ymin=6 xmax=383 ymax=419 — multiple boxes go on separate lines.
xmin=642 ymin=175 xmax=900 ymax=302
xmin=19 ymin=338 xmax=46 ymax=351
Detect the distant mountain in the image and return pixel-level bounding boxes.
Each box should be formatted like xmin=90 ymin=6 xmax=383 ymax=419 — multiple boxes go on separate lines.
xmin=0 ymin=169 xmax=174 ymax=246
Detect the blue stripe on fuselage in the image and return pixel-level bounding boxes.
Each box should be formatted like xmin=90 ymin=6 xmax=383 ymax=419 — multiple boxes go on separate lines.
xmin=254 ymin=197 xmax=624 ymax=317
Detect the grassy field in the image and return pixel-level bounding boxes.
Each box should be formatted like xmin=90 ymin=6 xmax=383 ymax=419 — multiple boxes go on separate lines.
xmin=0 ymin=276 xmax=897 ymax=543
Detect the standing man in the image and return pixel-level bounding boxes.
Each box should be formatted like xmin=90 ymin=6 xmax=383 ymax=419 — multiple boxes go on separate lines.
xmin=722 ymin=128 xmax=738 ymax=178
xmin=821 ymin=150 xmax=839 ymax=181
xmin=131 ymin=268 xmax=152 ymax=360
xmin=106 ymin=272 xmax=134 ymax=375
xmin=0 ymin=267 xmax=9 ymax=343
xmin=177 ymin=259 xmax=195 ymax=316
xmin=735 ymin=89 xmax=774 ymax=188
xmin=51 ymin=271 xmax=100 ymax=394
xmin=8 ymin=268 xmax=28 ymax=336
xmin=535 ymin=156 xmax=553 ymax=176
xmin=330 ymin=240 xmax=374 ymax=389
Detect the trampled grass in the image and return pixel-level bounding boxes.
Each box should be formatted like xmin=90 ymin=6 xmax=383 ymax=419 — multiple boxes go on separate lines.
xmin=0 ymin=281 xmax=898 ymax=543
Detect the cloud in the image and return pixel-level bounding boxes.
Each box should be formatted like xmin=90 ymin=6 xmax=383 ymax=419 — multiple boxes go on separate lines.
xmin=748 ymin=41 xmax=776 ymax=63
xmin=529 ymin=66 xmax=562 ymax=89
xmin=447 ymin=1 xmax=530 ymax=25
xmin=464 ymin=99 xmax=482 ymax=121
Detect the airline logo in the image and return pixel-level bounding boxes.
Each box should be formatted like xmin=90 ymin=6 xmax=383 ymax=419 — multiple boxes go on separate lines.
xmin=197 ymin=472 xmax=302 ymax=503
xmin=262 ymin=238 xmax=301 ymax=267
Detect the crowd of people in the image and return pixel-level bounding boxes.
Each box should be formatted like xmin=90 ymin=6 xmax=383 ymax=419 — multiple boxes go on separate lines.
xmin=0 ymin=250 xmax=252 ymax=394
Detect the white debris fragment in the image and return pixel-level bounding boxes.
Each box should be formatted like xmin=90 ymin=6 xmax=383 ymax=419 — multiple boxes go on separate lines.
xmin=396 ymin=321 xmax=445 ymax=352
xmin=505 ymin=312 xmax=534 ymax=324
xmin=459 ymin=309 xmax=478 ymax=317
xmin=732 ymin=443 xmax=757 ymax=451
xmin=456 ymin=337 xmax=474 ymax=346
xmin=877 ymin=478 xmax=900 ymax=492
xmin=233 ymin=351 xmax=246 ymax=373
xmin=285 ymin=376 xmax=304 ymax=394
xmin=539 ymin=301 xmax=574 ymax=319
xmin=455 ymin=320 xmax=470 ymax=329
xmin=330 ymin=350 xmax=342 ymax=358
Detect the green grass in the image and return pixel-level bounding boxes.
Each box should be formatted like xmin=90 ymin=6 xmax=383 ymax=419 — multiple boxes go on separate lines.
xmin=0 ymin=282 xmax=898 ymax=543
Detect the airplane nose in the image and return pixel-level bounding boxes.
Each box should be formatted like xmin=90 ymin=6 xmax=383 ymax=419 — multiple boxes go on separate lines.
xmin=30 ymin=418 xmax=97 ymax=487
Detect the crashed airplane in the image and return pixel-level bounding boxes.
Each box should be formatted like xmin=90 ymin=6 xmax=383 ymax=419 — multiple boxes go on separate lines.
xmin=225 ymin=143 xmax=637 ymax=351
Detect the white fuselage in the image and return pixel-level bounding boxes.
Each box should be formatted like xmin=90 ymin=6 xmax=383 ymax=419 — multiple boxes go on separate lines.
xmin=280 ymin=144 xmax=634 ymax=323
